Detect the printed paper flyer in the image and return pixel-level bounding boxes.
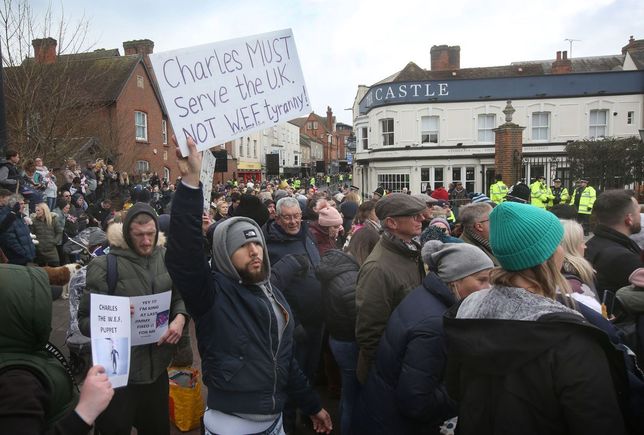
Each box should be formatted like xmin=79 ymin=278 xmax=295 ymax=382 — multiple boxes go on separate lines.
xmin=90 ymin=293 xmax=131 ymax=388
xmin=130 ymin=290 xmax=172 ymax=346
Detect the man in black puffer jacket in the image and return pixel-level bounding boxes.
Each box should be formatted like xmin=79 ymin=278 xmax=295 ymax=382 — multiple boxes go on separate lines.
xmin=166 ymin=137 xmax=332 ymax=435
xmin=586 ymin=190 xmax=643 ymax=294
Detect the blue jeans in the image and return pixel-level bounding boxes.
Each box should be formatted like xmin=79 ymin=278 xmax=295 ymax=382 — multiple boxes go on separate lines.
xmin=328 ymin=337 xmax=360 ymax=435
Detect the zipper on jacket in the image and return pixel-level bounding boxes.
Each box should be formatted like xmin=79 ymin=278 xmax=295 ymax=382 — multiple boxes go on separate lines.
xmin=261 ymin=297 xmax=278 ymax=412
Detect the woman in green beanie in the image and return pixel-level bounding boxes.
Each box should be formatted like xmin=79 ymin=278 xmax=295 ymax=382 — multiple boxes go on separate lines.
xmin=444 ymin=201 xmax=629 ymax=435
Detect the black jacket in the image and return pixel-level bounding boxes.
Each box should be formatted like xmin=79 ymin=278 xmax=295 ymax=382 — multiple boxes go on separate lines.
xmin=316 ymin=250 xmax=359 ymax=342
xmin=353 ymin=273 xmax=457 ymax=434
xmin=586 ymin=225 xmax=643 ymax=293
xmin=165 ymin=183 xmax=320 ymax=416
xmin=444 ymin=306 xmax=628 ymax=435
xmin=262 ymin=219 xmax=323 ymax=329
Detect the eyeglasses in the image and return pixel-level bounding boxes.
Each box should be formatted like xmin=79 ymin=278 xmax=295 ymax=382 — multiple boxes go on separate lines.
xmin=279 ymin=213 xmax=302 ymax=222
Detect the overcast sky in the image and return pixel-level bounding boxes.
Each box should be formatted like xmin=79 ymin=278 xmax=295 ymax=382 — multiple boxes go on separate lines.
xmin=29 ymin=0 xmax=644 ymax=124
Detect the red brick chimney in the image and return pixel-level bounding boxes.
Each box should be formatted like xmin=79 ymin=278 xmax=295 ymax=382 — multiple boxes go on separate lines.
xmin=326 ymin=106 xmax=334 ymax=132
xmin=430 ymin=45 xmax=460 ymax=71
xmin=551 ymin=50 xmax=572 ymax=74
xmin=622 ymin=35 xmax=644 ymax=54
xmin=123 ymin=39 xmax=154 ymax=56
xmin=32 ymin=38 xmax=57 ymax=64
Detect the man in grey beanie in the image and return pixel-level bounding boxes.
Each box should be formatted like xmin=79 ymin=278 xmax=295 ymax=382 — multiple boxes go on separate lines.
xmin=165 ymin=136 xmax=332 ymax=435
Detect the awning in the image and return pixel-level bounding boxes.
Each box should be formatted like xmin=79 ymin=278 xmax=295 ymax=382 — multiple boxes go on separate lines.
xmin=237 ymin=162 xmax=262 ymax=170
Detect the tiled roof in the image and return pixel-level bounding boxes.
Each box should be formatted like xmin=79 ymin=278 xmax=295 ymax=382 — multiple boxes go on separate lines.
xmin=629 ymin=51 xmax=644 ymax=69
xmin=374 ymin=54 xmax=630 ymax=86
xmin=10 ymin=53 xmax=140 ymax=104
xmin=512 ymin=54 xmax=625 ymax=73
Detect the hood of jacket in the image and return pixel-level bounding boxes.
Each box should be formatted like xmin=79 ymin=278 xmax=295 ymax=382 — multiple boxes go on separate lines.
xmin=107 ymin=221 xmax=166 ymax=250
xmin=121 ymin=202 xmax=159 ymax=251
xmin=211 ymin=216 xmax=271 ymax=284
xmin=0 ymin=264 xmax=51 ymax=353
xmin=445 ymin=286 xmax=591 ymax=375
xmin=316 ymin=249 xmax=359 ymax=282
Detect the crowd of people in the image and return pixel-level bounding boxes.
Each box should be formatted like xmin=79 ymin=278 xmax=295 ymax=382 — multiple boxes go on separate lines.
xmin=2 ymin=138 xmax=644 ymax=435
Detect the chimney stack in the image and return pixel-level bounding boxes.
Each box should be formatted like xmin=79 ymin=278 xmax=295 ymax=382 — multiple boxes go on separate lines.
xmin=326 ymin=106 xmax=334 ymax=132
xmin=32 ymin=38 xmax=57 ymax=64
xmin=430 ymin=45 xmax=460 ymax=71
xmin=552 ymin=50 xmax=572 ymax=74
xmin=123 ymin=39 xmax=154 ymax=56
xmin=622 ymin=35 xmax=644 ymax=54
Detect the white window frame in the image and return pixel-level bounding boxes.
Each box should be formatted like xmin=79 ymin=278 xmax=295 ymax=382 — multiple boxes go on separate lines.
xmin=421 ymin=115 xmax=439 ymax=144
xmin=163 ymin=167 xmax=170 ymax=182
xmin=477 ymin=114 xmax=496 ymax=143
xmin=378 ymin=173 xmax=410 ymax=193
xmin=135 ymin=111 xmax=148 ymax=141
xmin=294 ymin=155 xmax=299 ymax=166
xmin=136 ymin=160 xmax=150 ymax=174
xmin=627 ymin=111 xmax=634 ymax=125
xmin=161 ymin=119 xmax=168 ymax=144
xmin=589 ymin=109 xmax=608 ymax=138
xmin=381 ymin=118 xmax=395 ymax=146
xmin=360 ymin=127 xmax=369 ymax=150
xmin=239 ymin=142 xmax=244 ymax=157
xmin=136 ymin=75 xmax=144 ymax=88
xmin=163 ymin=150 xmax=168 ymax=161
xmin=531 ymin=112 xmax=550 ymax=141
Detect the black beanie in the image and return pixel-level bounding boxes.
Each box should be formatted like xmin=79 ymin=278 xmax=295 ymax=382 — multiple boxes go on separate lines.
xmin=123 ymin=202 xmax=159 ymax=252
xmin=233 ymin=194 xmax=270 ymax=227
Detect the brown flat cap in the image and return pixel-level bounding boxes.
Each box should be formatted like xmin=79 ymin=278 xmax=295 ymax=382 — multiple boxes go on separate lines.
xmin=375 ymin=193 xmax=427 ymax=220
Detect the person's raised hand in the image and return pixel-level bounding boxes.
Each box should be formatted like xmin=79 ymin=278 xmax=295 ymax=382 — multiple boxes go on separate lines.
xmin=173 ymin=134 xmax=202 ymax=187
xmin=74 ymin=365 xmax=114 ymax=426
xmin=309 ymin=408 xmax=333 ymax=433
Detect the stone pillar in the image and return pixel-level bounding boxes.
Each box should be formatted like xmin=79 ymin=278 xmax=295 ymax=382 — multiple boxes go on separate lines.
xmin=493 ymin=100 xmax=525 ymax=186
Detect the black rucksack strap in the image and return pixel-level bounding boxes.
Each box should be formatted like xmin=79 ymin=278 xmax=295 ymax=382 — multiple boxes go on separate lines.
xmin=106 ymin=253 xmax=118 ymax=295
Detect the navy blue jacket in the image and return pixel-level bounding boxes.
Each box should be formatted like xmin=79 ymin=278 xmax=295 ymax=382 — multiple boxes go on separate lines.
xmin=0 ymin=206 xmax=35 ymax=265
xmin=262 ymin=219 xmax=323 ymax=329
xmin=353 ymin=272 xmax=457 ymax=434
xmin=165 ymin=183 xmax=320 ymax=416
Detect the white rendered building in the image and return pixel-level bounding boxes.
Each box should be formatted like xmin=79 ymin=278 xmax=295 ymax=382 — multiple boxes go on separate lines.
xmin=352 ymin=38 xmax=644 ymax=196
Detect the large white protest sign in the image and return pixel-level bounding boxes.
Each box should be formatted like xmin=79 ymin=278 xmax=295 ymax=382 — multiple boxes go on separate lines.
xmin=200 ymin=150 xmax=217 ymax=211
xmin=130 ymin=290 xmax=172 ymax=346
xmin=149 ymin=29 xmax=311 ymax=156
xmin=91 ymin=294 xmax=131 ymax=388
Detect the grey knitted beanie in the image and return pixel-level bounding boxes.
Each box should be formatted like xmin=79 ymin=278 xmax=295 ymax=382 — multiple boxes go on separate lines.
xmin=422 ymin=240 xmax=494 ymax=283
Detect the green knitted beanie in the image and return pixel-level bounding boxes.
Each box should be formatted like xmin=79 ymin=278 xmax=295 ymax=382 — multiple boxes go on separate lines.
xmin=489 ymin=202 xmax=563 ymax=271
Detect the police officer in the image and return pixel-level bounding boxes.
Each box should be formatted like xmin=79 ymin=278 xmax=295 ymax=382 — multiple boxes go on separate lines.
xmin=530 ymin=175 xmax=554 ymax=209
xmin=569 ymin=177 xmax=596 ymax=235
xmin=549 ymin=178 xmax=570 ymax=208
xmin=489 ymin=174 xmax=508 ymax=204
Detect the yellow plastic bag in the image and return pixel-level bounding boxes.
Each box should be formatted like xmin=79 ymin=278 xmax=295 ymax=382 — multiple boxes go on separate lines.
xmin=168 ymin=367 xmax=204 ymax=432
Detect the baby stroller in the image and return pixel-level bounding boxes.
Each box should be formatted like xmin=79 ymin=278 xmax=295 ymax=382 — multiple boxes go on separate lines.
xmin=64 ymin=227 xmax=108 ymax=376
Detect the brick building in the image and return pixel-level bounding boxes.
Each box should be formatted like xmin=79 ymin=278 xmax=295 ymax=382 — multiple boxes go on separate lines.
xmin=291 ymin=107 xmax=351 ymax=174
xmin=5 ymin=38 xmax=178 ymax=182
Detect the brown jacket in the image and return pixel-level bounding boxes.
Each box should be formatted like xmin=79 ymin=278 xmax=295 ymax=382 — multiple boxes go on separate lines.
xmin=355 ymin=232 xmax=424 ymax=383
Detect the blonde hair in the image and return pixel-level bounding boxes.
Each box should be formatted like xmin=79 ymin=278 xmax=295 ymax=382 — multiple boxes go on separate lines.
xmin=344 ymin=192 xmax=361 ymax=205
xmin=35 ymin=202 xmax=54 ymax=227
xmin=119 ymin=172 xmax=129 ymax=185
xmin=490 ymin=254 xmax=574 ymax=307
xmin=560 ymin=219 xmax=595 ymax=286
